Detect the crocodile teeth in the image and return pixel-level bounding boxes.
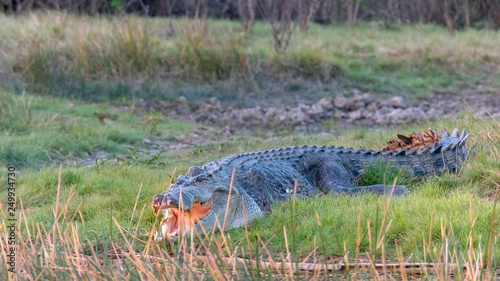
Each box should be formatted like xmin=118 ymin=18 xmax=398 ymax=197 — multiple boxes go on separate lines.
xmin=451 ymin=128 xmax=459 ymax=138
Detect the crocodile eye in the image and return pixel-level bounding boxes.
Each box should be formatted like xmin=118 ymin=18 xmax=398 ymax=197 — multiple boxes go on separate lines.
xmin=197 ymin=176 xmax=209 ymax=182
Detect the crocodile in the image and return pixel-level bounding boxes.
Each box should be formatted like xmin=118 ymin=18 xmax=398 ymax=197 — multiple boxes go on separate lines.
xmin=152 ymin=127 xmax=468 ymax=241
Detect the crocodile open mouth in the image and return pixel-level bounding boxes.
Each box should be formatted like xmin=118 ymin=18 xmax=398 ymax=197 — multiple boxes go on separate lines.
xmin=159 ymin=200 xmax=214 ymax=237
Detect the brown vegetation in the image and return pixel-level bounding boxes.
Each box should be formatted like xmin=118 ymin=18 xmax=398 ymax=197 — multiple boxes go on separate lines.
xmin=382 ymin=128 xmax=443 ymax=151
xmin=2 ymin=0 xmax=500 ymax=31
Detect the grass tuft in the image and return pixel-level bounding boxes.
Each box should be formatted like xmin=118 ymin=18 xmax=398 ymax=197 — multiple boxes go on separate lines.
xmin=0 ymin=90 xmax=197 ymax=168
xmin=176 ymin=26 xmax=248 ymax=80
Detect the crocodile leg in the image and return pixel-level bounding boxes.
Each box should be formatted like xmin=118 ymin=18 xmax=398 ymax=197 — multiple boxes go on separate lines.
xmin=318 ymin=161 xmax=408 ymax=196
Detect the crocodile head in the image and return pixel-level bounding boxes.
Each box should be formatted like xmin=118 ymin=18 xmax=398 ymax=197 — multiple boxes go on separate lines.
xmin=152 ymin=173 xmax=240 ymax=241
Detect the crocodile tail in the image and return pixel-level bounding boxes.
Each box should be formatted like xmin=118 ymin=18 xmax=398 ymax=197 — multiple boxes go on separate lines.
xmin=379 ymin=127 xmax=469 ymax=176
xmin=382 ymin=128 xmax=442 ymax=151
xmin=337 ymin=127 xmax=469 ymax=178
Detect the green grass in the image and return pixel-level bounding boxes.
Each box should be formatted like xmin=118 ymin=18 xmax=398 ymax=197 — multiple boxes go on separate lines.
xmin=228 ymin=178 xmax=498 ymax=258
xmin=1 ymin=113 xmax=498 ymax=279
xmin=0 ymin=90 xmax=197 ymax=168
xmin=1 ymin=13 xmax=500 ymax=103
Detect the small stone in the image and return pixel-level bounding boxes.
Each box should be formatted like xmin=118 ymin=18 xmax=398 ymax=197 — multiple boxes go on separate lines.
xmin=378 ymin=106 xmax=393 ymax=114
xmin=158 ymin=101 xmax=168 ymax=108
xmin=209 ymin=97 xmax=219 ymax=105
xmin=349 ymin=109 xmax=363 ymax=120
xmin=389 ymin=96 xmax=407 ymax=109
xmin=289 ymin=107 xmax=307 ymax=124
xmin=265 ymin=107 xmax=281 ymax=117
xmin=367 ymin=103 xmax=377 ymax=113
xmin=308 ymin=103 xmax=324 ymax=116
xmin=317 ymin=97 xmax=334 ymax=111
xmin=402 ymin=107 xmax=425 ymax=121
xmin=377 ymin=99 xmax=391 ymax=108
xmin=178 ymin=96 xmax=187 ymax=103
xmin=351 ymin=101 xmax=366 ymax=111
xmin=334 ymin=95 xmax=350 ymax=110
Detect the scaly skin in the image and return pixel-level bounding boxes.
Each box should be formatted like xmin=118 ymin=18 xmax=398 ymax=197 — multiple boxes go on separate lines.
xmin=152 ymin=127 xmax=468 ymax=242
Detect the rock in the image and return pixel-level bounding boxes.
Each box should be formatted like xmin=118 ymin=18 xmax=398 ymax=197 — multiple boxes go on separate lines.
xmin=366 ymin=103 xmax=377 ymax=113
xmin=334 ymin=95 xmax=350 ymax=110
xmin=135 ymin=99 xmax=147 ymax=109
xmin=364 ymin=111 xmax=375 ymax=120
xmin=132 ymin=90 xmax=500 ymax=134
xmin=373 ymin=112 xmax=387 ymax=125
xmin=265 ymin=107 xmax=281 ymax=118
xmin=349 ymin=109 xmax=363 ymax=120
xmin=426 ymin=108 xmax=442 ymax=119
xmin=351 ymin=101 xmax=366 ymax=111
xmin=402 ymin=108 xmax=425 ymax=121
xmin=317 ymin=97 xmax=334 ymax=111
xmin=209 ymin=97 xmax=219 ymax=105
xmin=308 ymin=104 xmax=324 ymax=115
xmin=384 ymin=109 xmax=403 ymax=124
xmin=419 ymin=100 xmax=431 ymax=111
xmin=389 ymin=96 xmax=407 ymax=109
xmin=289 ymin=107 xmax=307 ymax=124
xmin=385 ymin=108 xmax=426 ymax=124
xmin=334 ymin=110 xmax=347 ymax=119
xmin=174 ymin=96 xmax=191 ymax=114
xmin=378 ymin=106 xmax=393 ymax=114
xmin=350 ymin=93 xmax=373 ymax=110
xmin=158 ymin=101 xmax=169 ymax=108
xmin=377 ymin=99 xmax=391 ymax=108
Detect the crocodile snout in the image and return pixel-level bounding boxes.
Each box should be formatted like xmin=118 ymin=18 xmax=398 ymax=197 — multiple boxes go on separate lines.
xmin=152 ymin=193 xmax=173 ymax=215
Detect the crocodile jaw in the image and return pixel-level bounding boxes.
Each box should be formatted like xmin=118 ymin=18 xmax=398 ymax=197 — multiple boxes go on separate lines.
xmin=155 ymin=200 xmax=214 ymax=241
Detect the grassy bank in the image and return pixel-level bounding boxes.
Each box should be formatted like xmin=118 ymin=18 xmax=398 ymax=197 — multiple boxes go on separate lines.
xmin=1 ymin=105 xmax=499 ymax=278
xmin=1 ymin=12 xmax=500 ymax=104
